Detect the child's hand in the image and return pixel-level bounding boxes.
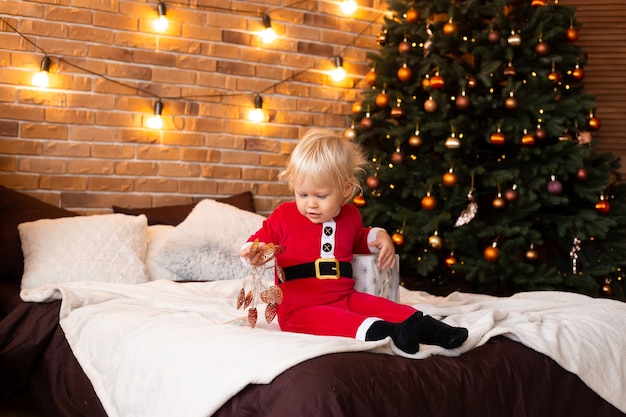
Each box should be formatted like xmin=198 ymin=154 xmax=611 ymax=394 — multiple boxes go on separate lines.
xmin=369 ymin=230 xmax=396 ymax=270
xmin=239 ymin=240 xmax=267 ymax=266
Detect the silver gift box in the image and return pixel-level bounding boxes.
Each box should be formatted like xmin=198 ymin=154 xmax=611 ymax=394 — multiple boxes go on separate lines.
xmin=351 ymin=254 xmax=400 ymax=301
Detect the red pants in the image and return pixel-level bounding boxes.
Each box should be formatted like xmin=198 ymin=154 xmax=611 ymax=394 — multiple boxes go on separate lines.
xmin=277 ymin=277 xmax=416 ymax=338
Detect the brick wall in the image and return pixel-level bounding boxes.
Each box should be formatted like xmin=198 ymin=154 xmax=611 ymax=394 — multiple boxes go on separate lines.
xmin=0 ymin=0 xmax=385 ymax=215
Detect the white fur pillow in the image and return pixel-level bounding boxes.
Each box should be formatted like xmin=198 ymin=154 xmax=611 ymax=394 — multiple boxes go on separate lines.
xmin=153 ymin=199 xmax=265 ymax=281
xmin=145 ymin=225 xmax=182 ymax=281
xmin=18 ymin=214 xmax=149 ymax=290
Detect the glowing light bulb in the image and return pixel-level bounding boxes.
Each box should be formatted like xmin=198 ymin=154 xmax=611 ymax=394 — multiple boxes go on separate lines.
xmin=248 ymin=95 xmax=265 ymax=123
xmin=341 ymin=0 xmax=357 ymax=16
xmin=153 ymin=3 xmax=168 ymax=32
xmin=147 ymin=100 xmax=164 ymax=129
xmin=330 ymin=56 xmax=346 ymax=82
xmin=32 ymin=56 xmax=51 ymax=88
xmin=260 ymin=14 xmax=277 ymax=44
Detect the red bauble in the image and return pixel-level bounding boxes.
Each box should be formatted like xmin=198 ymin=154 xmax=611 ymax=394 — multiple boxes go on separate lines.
xmin=456 ymin=93 xmax=471 ymax=110
xmin=398 ymin=40 xmax=411 ymax=54
xmin=595 ymin=199 xmax=610 ymax=214
xmin=352 ymin=194 xmax=366 ymax=207
xmin=535 ymin=41 xmax=550 ymax=56
xmin=535 ymin=126 xmax=548 ymax=141
xmin=548 ymin=71 xmax=561 ymax=83
xmin=488 ymin=30 xmax=501 ymax=43
xmin=571 ymin=67 xmax=584 ymax=81
xmin=366 ymin=174 xmax=380 ymax=189
xmin=421 ymin=194 xmax=437 ymax=211
xmin=576 ymin=167 xmax=589 ymax=181
xmin=360 ymin=116 xmax=373 ymax=129
xmin=504 ymin=187 xmax=519 ymax=202
xmin=391 ymin=150 xmax=404 ymax=164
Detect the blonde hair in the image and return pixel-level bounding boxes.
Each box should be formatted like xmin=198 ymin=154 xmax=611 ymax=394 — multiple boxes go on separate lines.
xmin=279 ymin=128 xmax=368 ymax=202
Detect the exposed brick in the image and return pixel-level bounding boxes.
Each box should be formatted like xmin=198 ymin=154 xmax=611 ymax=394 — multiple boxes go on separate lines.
xmin=91 ymin=144 xmax=136 ymax=159
xmin=180 ymin=147 xmax=220 ymax=162
xmin=135 ymin=177 xmax=179 ymax=193
xmin=18 ymin=157 xmax=67 ymax=174
xmin=88 ymin=176 xmax=134 ymax=192
xmin=70 ymin=125 xmax=117 ymax=142
xmin=93 ymin=11 xmax=138 ymax=31
xmin=39 ymin=175 xmax=88 ymax=190
xmin=0 ymin=139 xmax=42 ymax=155
xmin=158 ymin=162 xmax=201 ymax=177
xmin=0 ymin=156 xmax=17 ymax=171
xmin=0 ymin=174 xmax=40 ymax=190
xmin=44 ymin=6 xmax=93 ymax=25
xmin=178 ymin=179 xmax=219 ymax=195
xmin=42 ymin=141 xmax=90 ymax=157
xmin=115 ymin=161 xmax=159 ymax=176
xmin=107 ymin=193 xmax=152 ymax=208
xmin=137 ymin=145 xmax=180 ymax=161
xmin=69 ymin=25 xmax=114 ymax=43
xmin=68 ymin=159 xmax=115 ymax=174
xmin=0 ymin=1 xmax=42 ymax=17
xmin=0 ymin=121 xmax=19 ymax=137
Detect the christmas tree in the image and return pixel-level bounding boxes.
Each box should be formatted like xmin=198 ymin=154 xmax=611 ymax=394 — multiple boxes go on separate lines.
xmin=349 ymin=0 xmax=626 ymax=298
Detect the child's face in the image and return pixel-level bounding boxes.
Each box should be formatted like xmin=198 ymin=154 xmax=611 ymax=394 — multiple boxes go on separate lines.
xmin=293 ymin=176 xmax=352 ymax=224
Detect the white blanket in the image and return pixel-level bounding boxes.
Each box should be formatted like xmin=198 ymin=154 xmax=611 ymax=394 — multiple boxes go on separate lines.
xmin=21 ymin=280 xmax=626 ymax=416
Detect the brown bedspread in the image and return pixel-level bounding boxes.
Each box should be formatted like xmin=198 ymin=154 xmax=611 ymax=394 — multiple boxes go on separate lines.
xmin=1 ymin=288 xmax=623 ymax=417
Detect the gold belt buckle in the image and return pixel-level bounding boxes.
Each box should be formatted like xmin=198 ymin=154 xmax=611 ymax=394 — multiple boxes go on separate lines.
xmin=314 ymin=258 xmax=340 ymax=280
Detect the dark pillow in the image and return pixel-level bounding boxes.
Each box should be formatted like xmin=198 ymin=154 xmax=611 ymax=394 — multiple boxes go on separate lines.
xmin=0 ymin=186 xmax=78 ymax=284
xmin=112 ymin=191 xmax=256 ymax=226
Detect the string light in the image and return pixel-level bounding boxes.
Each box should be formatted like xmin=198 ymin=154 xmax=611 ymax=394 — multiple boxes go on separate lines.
xmin=146 ymin=100 xmax=164 ymax=129
xmin=248 ymin=95 xmax=266 ymax=123
xmin=340 ymin=0 xmax=358 ymax=16
xmin=153 ymin=2 xmax=168 ymax=32
xmin=330 ymin=56 xmax=346 ymax=82
xmin=259 ymin=13 xmax=277 ymax=44
xmin=32 ymin=56 xmax=51 ymax=88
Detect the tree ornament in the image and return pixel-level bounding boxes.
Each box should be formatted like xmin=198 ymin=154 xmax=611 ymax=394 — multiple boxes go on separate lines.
xmin=456 ymin=89 xmax=471 ymax=110
xmin=430 ymin=73 xmax=445 ymax=90
xmin=504 ymin=184 xmax=519 ymax=202
xmin=571 ymin=63 xmax=584 ymax=81
xmin=570 ymin=237 xmax=581 ymax=274
xmin=351 ymin=101 xmax=362 ymax=114
xmin=398 ymin=38 xmax=411 ymax=53
xmin=421 ymin=74 xmax=430 ymax=90
xmin=521 ymin=129 xmax=535 ymax=146
xmin=600 ymin=278 xmax=614 ymax=297
xmin=443 ymin=19 xmax=457 ymax=36
xmin=488 ymin=29 xmax=501 ymax=43
xmin=588 ymin=112 xmax=601 ymax=131
xmin=505 ymin=91 xmax=518 ymax=110
xmin=503 ymin=62 xmax=516 ymax=78
xmin=405 ymin=8 xmax=419 ymax=24
xmin=492 ymin=192 xmax=506 ymax=209
xmin=445 ymin=132 xmax=461 ymax=149
xmin=366 ymin=173 xmax=380 ymax=189
xmin=352 ymin=194 xmax=366 ymax=207
xmin=547 ymin=175 xmax=563 ymax=195
xmin=455 ymin=187 xmax=477 ymax=227
xmin=392 ymin=231 xmax=405 ymax=246
xmin=535 ymin=36 xmax=550 ymax=56
xmin=421 ymin=192 xmax=437 ymax=211
xmin=576 ymin=167 xmax=589 ymax=181
xmin=391 ymin=148 xmax=404 ymax=164
xmin=360 ymin=112 xmax=373 ymax=129
xmin=375 ymin=90 xmax=390 ymax=108
xmin=531 ymin=0 xmax=546 ymax=6
xmin=490 ymin=128 xmax=506 ymax=145
xmin=595 ymin=193 xmax=610 ymax=214
xmin=548 ymin=70 xmax=561 ymax=84
xmin=409 ymin=129 xmax=423 ymax=147
xmin=376 ymin=30 xmax=388 ymax=45
xmin=467 ymin=75 xmax=478 ymax=89
xmin=344 ymin=125 xmax=356 ymax=140
xmin=445 ymin=252 xmax=457 ymax=267
xmin=424 ymin=96 xmax=437 ymax=113
xmin=428 ymin=231 xmax=443 ymax=250
xmin=566 ymin=26 xmax=579 ymax=42
xmin=483 ymin=242 xmax=500 ymax=262
xmin=365 ymin=69 xmax=377 ymax=86
xmin=443 ymin=168 xmax=458 ymax=187
xmin=397 ymin=64 xmax=413 ymax=82
xmin=507 ymin=31 xmax=521 ymax=46
xmin=525 ymin=243 xmax=539 ymax=261
xmin=535 ymin=124 xmax=548 ymax=141
xmin=390 ymin=100 xmax=405 ymax=118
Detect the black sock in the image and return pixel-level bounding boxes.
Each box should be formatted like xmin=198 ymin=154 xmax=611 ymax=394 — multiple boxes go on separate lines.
xmin=365 ymin=312 xmax=423 ymax=354
xmin=418 ymin=315 xmax=468 ymax=349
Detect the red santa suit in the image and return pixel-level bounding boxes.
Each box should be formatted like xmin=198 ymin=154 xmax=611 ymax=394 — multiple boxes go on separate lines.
xmin=246 ymin=202 xmax=416 ymax=340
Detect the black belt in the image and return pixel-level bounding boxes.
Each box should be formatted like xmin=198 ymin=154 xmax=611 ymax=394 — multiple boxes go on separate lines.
xmin=283 ymin=259 xmax=353 ymax=281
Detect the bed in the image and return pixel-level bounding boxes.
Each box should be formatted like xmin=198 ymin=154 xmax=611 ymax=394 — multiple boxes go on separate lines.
xmin=1 ymin=185 xmax=625 ymax=417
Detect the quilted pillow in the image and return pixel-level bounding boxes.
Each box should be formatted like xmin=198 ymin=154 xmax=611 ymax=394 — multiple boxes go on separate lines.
xmin=153 ymin=199 xmax=265 ymax=281
xmin=18 ymin=214 xmax=149 ymax=290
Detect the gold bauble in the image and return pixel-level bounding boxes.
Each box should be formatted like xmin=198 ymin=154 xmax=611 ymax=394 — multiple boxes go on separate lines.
xmin=344 ymin=127 xmax=356 ymax=140
xmin=445 ymin=136 xmax=461 ymax=149
xmin=408 ymin=134 xmax=423 ymax=147
xmin=392 ymin=232 xmax=405 ymax=246
xmin=492 ymin=196 xmax=506 ymax=209
xmin=428 ymin=234 xmax=443 ymax=250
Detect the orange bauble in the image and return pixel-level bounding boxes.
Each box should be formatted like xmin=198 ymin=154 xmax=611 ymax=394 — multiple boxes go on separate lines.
xmin=548 ymin=71 xmax=561 ymax=83
xmin=429 ymin=75 xmax=445 ymax=90
xmin=397 ymin=65 xmax=413 ymax=82
xmin=352 ymin=194 xmax=366 ymax=207
xmin=392 ymin=232 xmax=405 ymax=246
xmin=490 ymin=131 xmax=506 ymax=145
xmin=595 ymin=199 xmax=611 ymax=214
xmin=375 ymin=92 xmax=390 ymax=108
xmin=408 ymin=133 xmax=423 ymax=147
xmin=442 ymin=171 xmax=458 ymax=187
xmin=405 ymin=9 xmax=419 ymax=24
xmin=351 ymin=101 xmax=362 ymax=114
xmin=445 ymin=255 xmax=457 ymax=267
xmin=443 ymin=21 xmax=457 ymax=35
xmin=571 ymin=67 xmax=584 ymax=81
xmin=483 ymin=245 xmax=500 ymax=262
xmin=521 ymin=132 xmax=535 ymax=146
xmin=421 ymin=194 xmax=437 ymax=211
xmin=588 ymin=116 xmax=601 ymax=131
xmin=566 ymin=27 xmax=579 ymax=42
xmin=424 ymin=97 xmax=437 ymax=113
xmin=366 ymin=174 xmax=381 ymax=189
xmin=365 ymin=70 xmax=377 ymax=86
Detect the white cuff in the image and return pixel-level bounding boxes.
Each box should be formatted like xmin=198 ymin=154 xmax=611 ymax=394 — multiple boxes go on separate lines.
xmin=356 ymin=317 xmax=382 ymax=341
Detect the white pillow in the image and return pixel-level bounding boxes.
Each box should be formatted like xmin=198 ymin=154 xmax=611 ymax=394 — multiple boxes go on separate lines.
xmin=145 ymin=225 xmax=182 ymax=281
xmin=18 ymin=214 xmax=149 ymax=290
xmin=153 ymin=199 xmax=265 ymax=281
